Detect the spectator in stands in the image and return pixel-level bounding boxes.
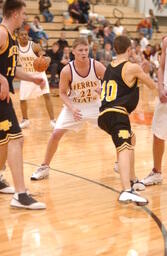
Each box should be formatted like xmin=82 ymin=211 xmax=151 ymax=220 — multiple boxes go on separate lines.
xmin=143 ymin=44 xmax=152 ymax=61
xmin=68 ymin=0 xmax=84 ymax=23
xmin=0 ymin=0 xmax=3 ymax=23
xmin=29 ymin=16 xmax=48 ymax=47
xmin=58 ymin=46 xmax=72 ymax=75
xmin=96 ymin=24 xmax=105 ymax=38
xmin=46 ymin=42 xmax=61 ymax=87
xmin=78 ymin=0 xmax=90 ymax=23
xmin=113 ymin=19 xmax=124 ymax=36
xmin=39 ymin=0 xmax=54 ymax=22
xmin=130 ymin=42 xmax=144 ymax=64
xmin=137 ymin=16 xmax=153 ymax=40
xmin=89 ymin=40 xmax=101 ymax=60
xmin=149 ymin=9 xmax=160 ymax=33
xmin=99 ymin=42 xmax=113 ymax=67
xmin=103 ymin=25 xmax=115 ymax=48
xmin=87 ymin=34 xmax=94 ymax=49
xmin=57 ymin=32 xmax=69 ymax=51
xmin=139 ymin=32 xmax=149 ymax=51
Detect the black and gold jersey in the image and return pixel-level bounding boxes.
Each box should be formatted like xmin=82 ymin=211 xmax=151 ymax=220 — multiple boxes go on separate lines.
xmin=0 ymin=25 xmax=19 ymax=93
xmin=100 ymin=61 xmax=139 ymax=115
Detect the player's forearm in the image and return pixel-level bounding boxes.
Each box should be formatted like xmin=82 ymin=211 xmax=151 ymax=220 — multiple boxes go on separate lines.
xmin=15 ymin=67 xmax=34 ymax=82
xmin=141 ymin=73 xmax=157 ymax=90
xmin=59 ymin=92 xmax=74 ymax=112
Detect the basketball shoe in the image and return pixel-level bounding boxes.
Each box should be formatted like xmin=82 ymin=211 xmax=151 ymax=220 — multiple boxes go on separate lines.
xmin=119 ymin=189 xmax=148 ymax=206
xmin=0 ymin=166 xmax=15 ymax=194
xmin=0 ymin=174 xmax=15 ymax=194
xmin=10 ymin=192 xmax=46 ymax=209
xmin=131 ymin=178 xmax=145 ymax=191
xmin=19 ymin=119 xmax=30 ymax=129
xmin=141 ymin=169 xmax=163 ymax=186
xmin=31 ymin=165 xmax=49 ymax=180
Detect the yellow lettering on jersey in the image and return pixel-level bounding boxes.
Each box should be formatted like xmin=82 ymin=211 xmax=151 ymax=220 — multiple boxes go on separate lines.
xmin=101 ymin=80 xmax=118 ymax=102
xmin=118 ymin=130 xmax=130 ymax=139
xmin=8 ymin=46 xmax=19 ymax=58
xmin=0 ymin=120 xmax=12 ymax=131
xmin=72 ymin=81 xmax=98 ymax=90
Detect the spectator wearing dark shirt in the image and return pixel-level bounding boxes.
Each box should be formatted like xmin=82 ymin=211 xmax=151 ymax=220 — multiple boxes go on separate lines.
xmin=78 ymin=0 xmax=90 ymax=23
xmin=46 ymin=42 xmax=61 ymax=87
xmin=58 ymin=46 xmax=72 ymax=75
xmin=68 ymin=0 xmax=84 ymax=23
xmin=39 ymin=0 xmax=53 ymax=22
xmin=57 ymin=31 xmax=69 ymax=51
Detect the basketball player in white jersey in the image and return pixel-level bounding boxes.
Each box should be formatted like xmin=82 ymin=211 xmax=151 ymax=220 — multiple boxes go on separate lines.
xmin=31 ymin=37 xmax=106 ymax=180
xmin=141 ymin=37 xmax=167 ymax=185
xmin=18 ymin=28 xmax=56 ymax=129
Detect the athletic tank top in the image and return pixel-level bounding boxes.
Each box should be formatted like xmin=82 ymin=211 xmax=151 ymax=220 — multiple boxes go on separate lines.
xmin=18 ymin=41 xmax=38 ymax=73
xmin=0 ymin=25 xmax=19 ymax=93
xmin=68 ymin=58 xmax=101 ymax=104
xmin=100 ymin=61 xmax=139 ymax=114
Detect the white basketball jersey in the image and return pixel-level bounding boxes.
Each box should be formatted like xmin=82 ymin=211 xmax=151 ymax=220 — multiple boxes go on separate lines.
xmin=69 ymin=58 xmax=101 ymax=104
xmin=18 ymin=41 xmax=38 ymax=73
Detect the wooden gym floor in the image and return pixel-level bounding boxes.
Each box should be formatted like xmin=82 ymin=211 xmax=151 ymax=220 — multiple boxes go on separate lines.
xmin=0 ymin=85 xmax=167 ymax=256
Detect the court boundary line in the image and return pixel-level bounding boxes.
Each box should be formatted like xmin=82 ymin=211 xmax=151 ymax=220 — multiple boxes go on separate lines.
xmin=25 ymin=161 xmax=167 ymax=256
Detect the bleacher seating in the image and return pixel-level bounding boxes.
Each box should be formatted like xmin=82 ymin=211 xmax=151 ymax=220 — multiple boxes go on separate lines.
xmin=26 ymin=0 xmax=164 ymax=47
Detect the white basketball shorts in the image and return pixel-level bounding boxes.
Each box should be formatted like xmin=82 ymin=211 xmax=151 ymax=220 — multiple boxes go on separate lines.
xmin=55 ymin=101 xmax=100 ymax=132
xmin=20 ymin=72 xmax=50 ymax=100
xmin=152 ymin=100 xmax=167 ymax=140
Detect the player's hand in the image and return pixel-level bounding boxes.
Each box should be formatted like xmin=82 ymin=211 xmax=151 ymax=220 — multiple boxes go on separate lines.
xmin=0 ymin=75 xmax=10 ymax=103
xmin=72 ymin=108 xmax=82 ymax=121
xmin=159 ymin=88 xmax=167 ymax=103
xmin=33 ymin=76 xmax=46 ymax=90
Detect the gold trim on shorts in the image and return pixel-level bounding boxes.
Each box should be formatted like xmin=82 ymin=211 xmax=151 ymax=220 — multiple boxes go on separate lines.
xmin=0 ymin=132 xmax=23 ymax=146
xmin=99 ymin=107 xmax=128 ymax=117
xmin=116 ymin=142 xmax=134 ymax=152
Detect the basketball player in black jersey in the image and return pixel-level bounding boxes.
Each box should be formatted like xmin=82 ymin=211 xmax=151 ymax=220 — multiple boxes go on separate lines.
xmin=98 ymin=35 xmax=156 ymax=206
xmin=0 ymin=0 xmax=46 ymax=209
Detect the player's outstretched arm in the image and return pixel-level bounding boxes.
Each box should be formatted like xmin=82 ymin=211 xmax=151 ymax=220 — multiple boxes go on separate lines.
xmin=130 ymin=63 xmax=157 ymax=90
xmin=15 ymin=67 xmax=45 ymax=89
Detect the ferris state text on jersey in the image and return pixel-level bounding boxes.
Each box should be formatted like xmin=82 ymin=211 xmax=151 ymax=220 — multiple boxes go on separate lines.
xmin=71 ymin=80 xmax=98 ymax=103
xmin=19 ymin=56 xmax=36 ymax=73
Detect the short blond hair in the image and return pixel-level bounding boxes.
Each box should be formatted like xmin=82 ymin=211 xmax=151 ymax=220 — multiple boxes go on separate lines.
xmin=72 ymin=37 xmax=88 ymax=49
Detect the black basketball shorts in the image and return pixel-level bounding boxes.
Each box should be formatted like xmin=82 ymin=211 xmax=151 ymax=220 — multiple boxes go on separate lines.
xmin=0 ymin=98 xmax=23 ymax=146
xmin=98 ymin=111 xmax=134 ymax=152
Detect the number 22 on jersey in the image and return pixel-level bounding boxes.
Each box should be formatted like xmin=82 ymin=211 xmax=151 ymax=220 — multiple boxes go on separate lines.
xmin=101 ymin=80 xmax=118 ymax=102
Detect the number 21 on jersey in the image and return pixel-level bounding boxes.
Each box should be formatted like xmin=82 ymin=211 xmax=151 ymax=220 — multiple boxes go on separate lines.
xmin=101 ymin=80 xmax=118 ymax=102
